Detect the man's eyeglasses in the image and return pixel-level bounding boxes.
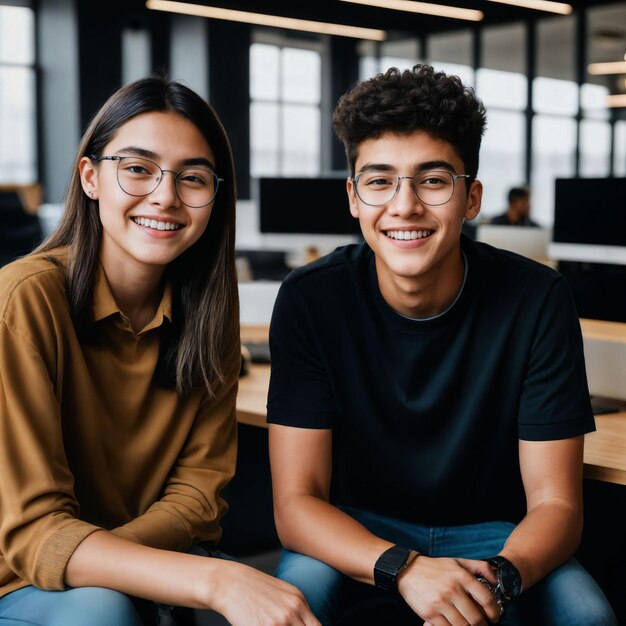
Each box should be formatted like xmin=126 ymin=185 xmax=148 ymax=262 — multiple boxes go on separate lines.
xmin=352 ymin=169 xmax=472 ymax=207
xmin=91 ymin=155 xmax=223 ymax=208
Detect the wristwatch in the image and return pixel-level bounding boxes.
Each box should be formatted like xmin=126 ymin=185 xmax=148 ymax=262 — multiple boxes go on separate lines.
xmin=483 ymin=555 xmax=522 ymax=603
xmin=373 ymin=545 xmax=415 ymax=592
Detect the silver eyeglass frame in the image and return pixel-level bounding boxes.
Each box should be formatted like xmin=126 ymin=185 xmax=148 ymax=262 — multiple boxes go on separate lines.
xmin=351 ymin=170 xmax=473 ymax=207
xmin=91 ymin=154 xmax=223 ymax=208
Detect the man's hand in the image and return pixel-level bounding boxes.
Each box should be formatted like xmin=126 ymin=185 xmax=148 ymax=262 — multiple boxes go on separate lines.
xmin=209 ymin=560 xmax=322 ymax=626
xmin=397 ymin=555 xmax=502 ymax=625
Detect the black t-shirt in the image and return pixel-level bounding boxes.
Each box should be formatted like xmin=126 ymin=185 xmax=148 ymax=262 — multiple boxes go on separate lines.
xmin=267 ymin=236 xmax=595 ymax=526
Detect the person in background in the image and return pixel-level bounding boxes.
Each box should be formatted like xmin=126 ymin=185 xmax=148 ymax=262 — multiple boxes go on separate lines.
xmin=490 ymin=186 xmax=538 ymax=226
xmin=0 ymin=77 xmax=318 ymax=626
xmin=267 ymin=65 xmax=617 ymax=626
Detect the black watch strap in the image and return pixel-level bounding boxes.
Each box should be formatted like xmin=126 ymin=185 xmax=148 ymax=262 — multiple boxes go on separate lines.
xmin=373 ymin=545 xmax=414 ymax=592
xmin=484 ymin=555 xmax=522 ymax=602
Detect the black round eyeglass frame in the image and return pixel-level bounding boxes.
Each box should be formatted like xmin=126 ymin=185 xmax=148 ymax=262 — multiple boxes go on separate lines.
xmin=351 ymin=171 xmax=473 ymax=207
xmin=90 ymin=155 xmax=223 ymax=208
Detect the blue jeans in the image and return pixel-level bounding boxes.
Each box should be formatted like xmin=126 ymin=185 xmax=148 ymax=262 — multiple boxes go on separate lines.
xmin=0 ymin=586 xmax=145 ymax=626
xmin=276 ymin=506 xmax=618 ymax=626
xmin=0 ymin=544 xmax=229 ymax=626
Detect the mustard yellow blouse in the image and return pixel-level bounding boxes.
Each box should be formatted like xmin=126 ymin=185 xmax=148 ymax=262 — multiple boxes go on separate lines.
xmin=0 ymin=248 xmax=238 ymax=597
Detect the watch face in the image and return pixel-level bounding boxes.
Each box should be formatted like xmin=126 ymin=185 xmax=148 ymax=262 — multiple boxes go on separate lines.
xmin=496 ymin=560 xmax=522 ymax=600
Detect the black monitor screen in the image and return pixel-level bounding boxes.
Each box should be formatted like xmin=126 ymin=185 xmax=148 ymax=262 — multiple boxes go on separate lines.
xmin=259 ymin=177 xmax=361 ymax=236
xmin=553 ymin=177 xmax=626 ymax=247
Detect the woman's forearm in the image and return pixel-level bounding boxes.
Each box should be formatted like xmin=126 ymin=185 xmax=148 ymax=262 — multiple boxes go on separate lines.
xmin=66 ymin=530 xmax=320 ymax=625
xmin=65 ymin=529 xmax=217 ymax=607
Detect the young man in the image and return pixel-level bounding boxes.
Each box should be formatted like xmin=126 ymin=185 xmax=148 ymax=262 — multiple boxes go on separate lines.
xmin=491 ymin=187 xmax=538 ymax=227
xmin=267 ymin=66 xmax=617 ymax=626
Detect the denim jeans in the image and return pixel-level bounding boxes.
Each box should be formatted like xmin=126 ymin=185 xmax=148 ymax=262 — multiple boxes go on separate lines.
xmin=0 ymin=544 xmax=229 ymax=626
xmin=275 ymin=506 xmax=618 ymax=626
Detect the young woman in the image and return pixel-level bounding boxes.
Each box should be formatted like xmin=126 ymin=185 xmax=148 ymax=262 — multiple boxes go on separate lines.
xmin=0 ymin=77 xmax=318 ymax=626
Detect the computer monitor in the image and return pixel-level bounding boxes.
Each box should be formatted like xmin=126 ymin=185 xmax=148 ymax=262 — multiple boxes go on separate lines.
xmin=549 ymin=177 xmax=626 ymax=322
xmin=549 ymin=177 xmax=626 ymax=265
xmin=259 ymin=177 xmax=361 ymax=236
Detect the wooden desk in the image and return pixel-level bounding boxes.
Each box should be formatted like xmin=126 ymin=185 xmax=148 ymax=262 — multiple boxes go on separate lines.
xmin=237 ymin=364 xmax=270 ymax=429
xmin=241 ymin=324 xmax=270 ymax=344
xmin=583 ymin=412 xmax=626 ymax=485
xmin=238 ymin=325 xmax=271 ymax=428
xmin=580 ymin=318 xmax=626 ymax=344
xmin=236 ymin=364 xmax=626 ymax=486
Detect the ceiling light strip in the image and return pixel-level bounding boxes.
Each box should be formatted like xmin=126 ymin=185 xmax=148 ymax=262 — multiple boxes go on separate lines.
xmin=487 ymin=0 xmax=572 ymax=15
xmin=607 ymin=94 xmax=626 ymax=108
xmin=340 ymin=0 xmax=483 ymax=21
xmin=588 ymin=61 xmax=626 ymax=76
xmin=146 ymin=0 xmax=387 ymax=41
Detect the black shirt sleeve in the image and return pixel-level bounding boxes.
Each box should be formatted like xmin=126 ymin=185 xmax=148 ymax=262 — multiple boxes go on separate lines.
xmin=267 ymin=279 xmax=336 ymax=429
xmin=518 ymin=276 xmax=595 ymax=440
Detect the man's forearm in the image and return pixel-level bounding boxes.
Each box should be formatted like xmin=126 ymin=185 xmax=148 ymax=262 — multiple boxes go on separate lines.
xmin=498 ymin=500 xmax=583 ymax=590
xmin=276 ymin=495 xmax=394 ymax=584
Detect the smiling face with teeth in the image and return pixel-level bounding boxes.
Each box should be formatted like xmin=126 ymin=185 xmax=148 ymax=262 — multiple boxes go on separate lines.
xmin=347 ymin=130 xmax=482 ymax=317
xmin=79 ymin=111 xmax=216 ymax=281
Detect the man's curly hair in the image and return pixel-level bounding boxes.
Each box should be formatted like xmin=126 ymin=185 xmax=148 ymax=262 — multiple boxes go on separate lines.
xmin=333 ymin=64 xmax=487 ymax=179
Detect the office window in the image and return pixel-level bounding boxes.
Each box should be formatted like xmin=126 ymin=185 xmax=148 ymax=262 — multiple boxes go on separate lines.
xmin=537 ymin=15 xmax=576 ymax=82
xmin=358 ymin=38 xmax=422 ymax=80
xmin=482 ymin=23 xmax=526 ymax=74
xmin=477 ymin=69 xmax=527 ymax=110
xmin=587 ymin=3 xmax=625 ymax=116
xmin=580 ymin=119 xmax=611 ymax=177
xmin=122 ymin=27 xmax=151 ymax=86
xmin=531 ymin=14 xmax=577 ymax=224
xmin=532 ymin=115 xmax=576 ymax=224
xmin=586 ymin=4 xmax=625 ymax=179
xmin=357 ymin=40 xmax=378 ymax=80
xmin=580 ymin=120 xmax=611 ymax=177
xmin=480 ymin=110 xmax=525 ymax=215
xmin=427 ymin=30 xmax=474 ymax=86
xmin=0 ymin=5 xmax=36 ymax=183
xmin=429 ymin=62 xmax=474 ymax=87
xmin=579 ymin=84 xmax=612 ymax=176
xmin=477 ymin=23 xmax=527 ymax=219
xmin=581 ymin=83 xmax=610 ymax=120
xmin=250 ymin=42 xmax=321 ymax=177
xmin=170 ymin=15 xmax=208 ymax=100
xmin=615 ymin=121 xmax=626 ymax=177
xmin=478 ymin=23 xmax=527 ymax=110
xmin=359 ymin=55 xmax=378 ymax=81
xmin=380 ymin=38 xmax=420 ymax=74
xmin=533 ymin=77 xmax=578 ymax=115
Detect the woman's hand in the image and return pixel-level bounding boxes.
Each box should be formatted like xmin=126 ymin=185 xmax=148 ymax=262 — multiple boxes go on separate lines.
xmin=206 ymin=560 xmax=321 ymax=626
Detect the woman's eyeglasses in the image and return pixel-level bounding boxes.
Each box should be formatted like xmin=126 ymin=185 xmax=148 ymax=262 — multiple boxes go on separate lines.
xmin=91 ymin=155 xmax=223 ymax=208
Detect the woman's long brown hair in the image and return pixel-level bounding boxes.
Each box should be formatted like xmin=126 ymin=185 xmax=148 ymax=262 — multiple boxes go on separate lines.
xmin=36 ymin=77 xmax=239 ymax=397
